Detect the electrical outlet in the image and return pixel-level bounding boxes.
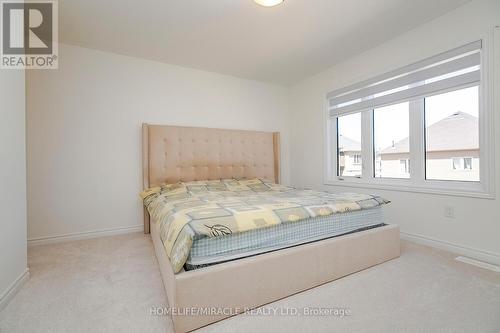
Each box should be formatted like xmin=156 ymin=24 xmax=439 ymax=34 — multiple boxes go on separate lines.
xmin=444 ymin=206 xmax=455 ymax=218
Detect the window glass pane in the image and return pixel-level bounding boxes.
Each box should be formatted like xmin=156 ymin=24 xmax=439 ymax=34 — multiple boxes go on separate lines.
xmin=399 ymin=159 xmax=410 ymax=174
xmin=464 ymin=157 xmax=472 ymax=170
xmin=452 ymin=158 xmax=462 ymax=170
xmin=374 ymin=102 xmax=410 ymax=178
xmin=337 ymin=113 xmax=362 ymax=177
xmin=425 ymin=86 xmax=479 ymax=182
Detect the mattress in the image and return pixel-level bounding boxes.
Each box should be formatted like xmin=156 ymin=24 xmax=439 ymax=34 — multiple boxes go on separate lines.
xmin=185 ymin=206 xmax=385 ymax=270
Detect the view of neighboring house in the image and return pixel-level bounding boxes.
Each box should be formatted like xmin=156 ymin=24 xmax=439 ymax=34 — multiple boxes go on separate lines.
xmin=379 ymin=111 xmax=479 ymax=181
xmin=339 ymin=112 xmax=479 ymax=182
xmin=338 ymin=135 xmax=362 ymax=177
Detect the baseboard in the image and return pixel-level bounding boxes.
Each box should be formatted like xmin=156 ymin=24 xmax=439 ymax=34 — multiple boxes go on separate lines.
xmin=0 ymin=268 xmax=29 ymax=312
xmin=28 ymin=224 xmax=144 ymax=246
xmin=401 ymin=231 xmax=500 ymax=266
xmin=455 ymin=256 xmax=500 ymax=272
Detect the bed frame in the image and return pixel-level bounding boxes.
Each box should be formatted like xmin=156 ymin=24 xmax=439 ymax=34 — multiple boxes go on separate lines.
xmin=142 ymin=124 xmax=400 ymax=333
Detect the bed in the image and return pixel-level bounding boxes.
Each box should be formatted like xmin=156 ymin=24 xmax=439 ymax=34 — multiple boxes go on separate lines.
xmin=142 ymin=124 xmax=400 ymax=333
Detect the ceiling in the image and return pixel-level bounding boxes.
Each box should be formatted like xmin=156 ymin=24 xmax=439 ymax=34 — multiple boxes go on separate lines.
xmin=59 ymin=0 xmax=469 ymax=85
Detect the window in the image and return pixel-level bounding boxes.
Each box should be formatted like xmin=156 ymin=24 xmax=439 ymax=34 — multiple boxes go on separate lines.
xmin=325 ymin=40 xmax=492 ymax=197
xmin=452 ymin=157 xmax=473 ymax=171
xmin=337 ymin=112 xmax=362 ymax=177
xmin=425 ymin=86 xmax=479 ymax=182
xmin=373 ymin=102 xmax=410 ymax=178
xmin=400 ymin=159 xmax=410 ymax=174
xmin=464 ymin=157 xmax=473 ymax=170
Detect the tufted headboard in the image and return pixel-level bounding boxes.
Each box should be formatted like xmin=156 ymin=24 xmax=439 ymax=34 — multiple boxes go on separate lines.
xmin=142 ymin=124 xmax=281 ymax=233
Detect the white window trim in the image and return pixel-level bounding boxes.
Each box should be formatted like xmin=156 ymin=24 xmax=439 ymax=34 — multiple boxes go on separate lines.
xmin=323 ymin=38 xmax=495 ymax=199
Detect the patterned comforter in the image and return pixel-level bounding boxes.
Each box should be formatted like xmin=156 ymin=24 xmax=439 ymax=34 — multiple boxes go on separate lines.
xmin=141 ymin=179 xmax=389 ymax=273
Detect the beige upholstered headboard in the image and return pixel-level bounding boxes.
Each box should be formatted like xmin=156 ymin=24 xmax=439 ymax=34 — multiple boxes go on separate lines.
xmin=142 ymin=124 xmax=281 ymax=233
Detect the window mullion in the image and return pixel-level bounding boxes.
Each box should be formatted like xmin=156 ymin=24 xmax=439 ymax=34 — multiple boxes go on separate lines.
xmin=409 ymin=99 xmax=425 ymax=186
xmin=324 ymin=115 xmax=337 ymax=182
xmin=361 ymin=110 xmax=374 ymax=180
xmin=329 ymin=117 xmax=337 ymax=181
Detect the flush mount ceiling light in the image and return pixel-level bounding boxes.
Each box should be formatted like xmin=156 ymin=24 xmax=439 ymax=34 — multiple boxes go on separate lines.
xmin=254 ymin=0 xmax=284 ymax=7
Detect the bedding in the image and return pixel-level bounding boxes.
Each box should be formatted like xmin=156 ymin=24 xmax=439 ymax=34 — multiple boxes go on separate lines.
xmin=141 ymin=179 xmax=389 ymax=273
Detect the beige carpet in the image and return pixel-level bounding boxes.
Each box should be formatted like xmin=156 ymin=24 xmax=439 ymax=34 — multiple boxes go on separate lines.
xmin=1 ymin=233 xmax=499 ymax=333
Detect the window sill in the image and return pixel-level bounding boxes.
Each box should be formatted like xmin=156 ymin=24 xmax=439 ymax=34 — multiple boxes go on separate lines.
xmin=324 ymin=179 xmax=495 ymax=199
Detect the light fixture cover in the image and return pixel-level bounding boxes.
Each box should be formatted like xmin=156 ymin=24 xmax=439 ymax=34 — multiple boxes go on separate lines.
xmin=254 ymin=0 xmax=284 ymax=7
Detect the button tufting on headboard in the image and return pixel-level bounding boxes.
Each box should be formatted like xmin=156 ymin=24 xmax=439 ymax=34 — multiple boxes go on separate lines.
xmin=144 ymin=124 xmax=280 ymax=187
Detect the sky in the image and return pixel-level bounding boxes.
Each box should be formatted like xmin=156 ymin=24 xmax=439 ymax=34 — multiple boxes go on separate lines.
xmin=337 ymin=85 xmax=479 ymax=152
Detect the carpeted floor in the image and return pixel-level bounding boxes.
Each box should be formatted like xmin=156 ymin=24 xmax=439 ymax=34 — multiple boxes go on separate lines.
xmin=1 ymin=233 xmax=499 ymax=333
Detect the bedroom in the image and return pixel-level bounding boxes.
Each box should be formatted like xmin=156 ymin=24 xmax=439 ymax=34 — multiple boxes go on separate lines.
xmin=1 ymin=0 xmax=499 ymax=332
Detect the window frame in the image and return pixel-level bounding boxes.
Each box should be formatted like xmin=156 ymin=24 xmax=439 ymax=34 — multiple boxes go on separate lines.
xmin=323 ymin=40 xmax=495 ymax=199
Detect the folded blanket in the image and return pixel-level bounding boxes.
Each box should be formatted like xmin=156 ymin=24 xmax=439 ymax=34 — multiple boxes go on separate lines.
xmin=141 ymin=178 xmax=389 ymax=273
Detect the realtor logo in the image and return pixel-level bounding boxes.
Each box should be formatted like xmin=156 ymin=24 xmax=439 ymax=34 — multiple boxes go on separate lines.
xmin=1 ymin=0 xmax=58 ymax=69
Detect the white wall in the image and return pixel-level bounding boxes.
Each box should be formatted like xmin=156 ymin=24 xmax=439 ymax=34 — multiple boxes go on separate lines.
xmin=290 ymin=0 xmax=500 ymax=263
xmin=0 ymin=70 xmax=28 ymax=306
xmin=26 ymin=43 xmax=290 ymax=241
